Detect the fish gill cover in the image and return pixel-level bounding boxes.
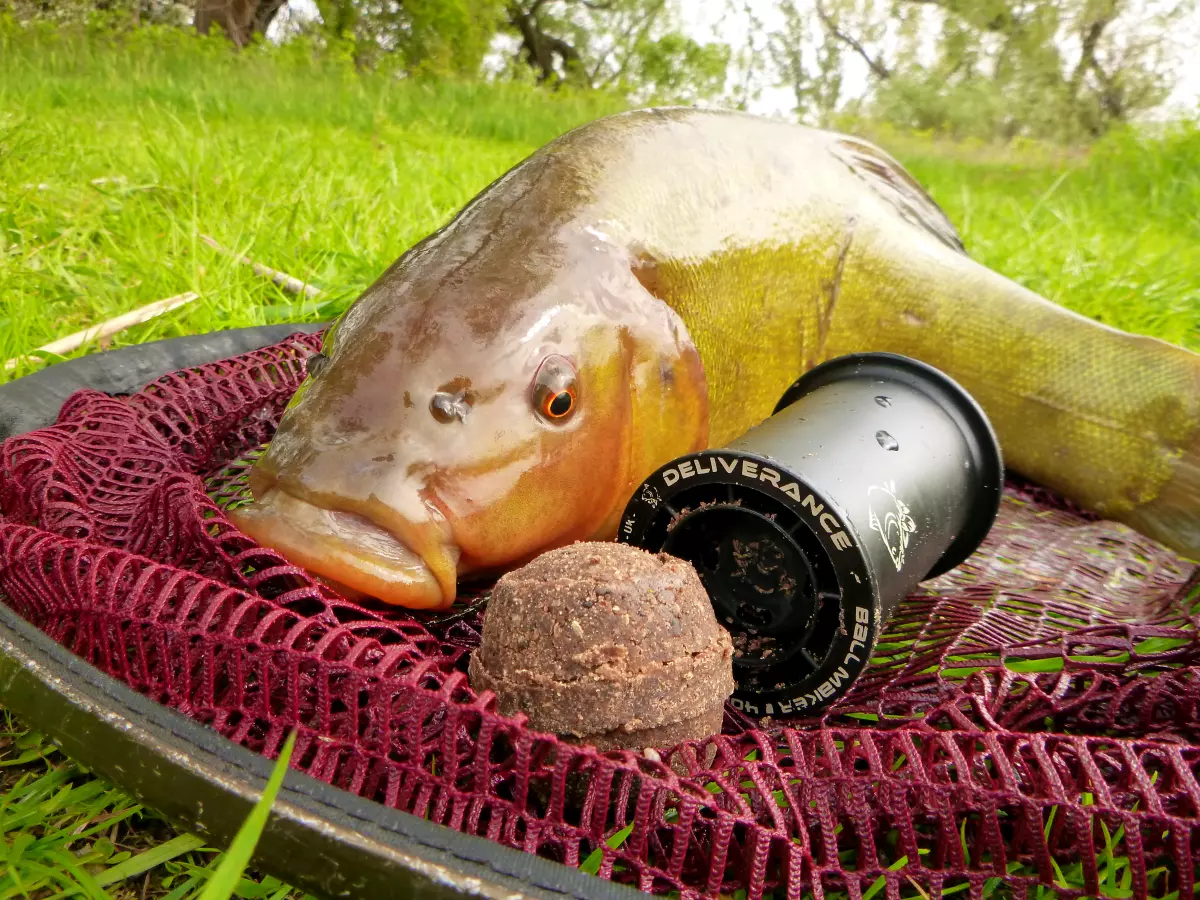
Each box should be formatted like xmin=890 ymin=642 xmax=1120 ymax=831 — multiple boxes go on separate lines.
xmin=0 ymin=330 xmax=1197 ymax=900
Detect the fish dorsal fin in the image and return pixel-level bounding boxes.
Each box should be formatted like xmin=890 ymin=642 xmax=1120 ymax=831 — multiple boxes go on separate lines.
xmin=830 ymin=135 xmax=966 ymax=255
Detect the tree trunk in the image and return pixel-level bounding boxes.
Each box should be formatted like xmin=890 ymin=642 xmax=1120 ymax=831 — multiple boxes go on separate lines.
xmin=194 ymin=0 xmax=286 ymax=46
xmin=506 ymin=1 xmax=586 ymax=85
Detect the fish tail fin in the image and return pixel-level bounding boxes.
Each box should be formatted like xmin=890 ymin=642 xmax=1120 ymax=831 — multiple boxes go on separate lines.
xmin=1103 ymin=326 xmax=1200 ymax=563
xmin=1122 ymin=423 xmax=1200 ymax=563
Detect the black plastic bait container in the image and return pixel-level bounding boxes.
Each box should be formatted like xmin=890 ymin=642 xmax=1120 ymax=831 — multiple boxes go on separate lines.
xmin=617 ymin=352 xmax=1004 ymax=718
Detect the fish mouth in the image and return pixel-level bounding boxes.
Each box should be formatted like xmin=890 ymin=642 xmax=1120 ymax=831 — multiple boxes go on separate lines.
xmin=228 ymin=486 xmax=460 ymax=611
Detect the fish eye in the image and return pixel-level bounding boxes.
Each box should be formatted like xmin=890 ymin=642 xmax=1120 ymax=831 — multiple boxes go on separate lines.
xmin=532 ymin=355 xmax=578 ymax=423
xmin=306 ymin=352 xmax=329 ymax=379
xmin=548 ymin=391 xmax=573 ymax=417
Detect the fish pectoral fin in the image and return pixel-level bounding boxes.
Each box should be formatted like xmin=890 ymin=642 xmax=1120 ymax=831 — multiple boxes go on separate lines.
xmin=829 ymin=135 xmax=966 ymax=255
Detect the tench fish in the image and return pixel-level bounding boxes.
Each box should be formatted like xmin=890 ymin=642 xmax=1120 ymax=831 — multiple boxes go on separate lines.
xmin=230 ymin=107 xmax=1200 ymax=609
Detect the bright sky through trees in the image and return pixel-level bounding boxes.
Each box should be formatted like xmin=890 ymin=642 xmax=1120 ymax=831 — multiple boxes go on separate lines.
xmin=275 ymin=0 xmax=1200 ymax=120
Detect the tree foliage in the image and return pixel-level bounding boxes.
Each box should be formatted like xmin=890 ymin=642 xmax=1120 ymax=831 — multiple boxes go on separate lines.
xmin=787 ymin=0 xmax=1198 ymax=140
xmin=499 ymin=0 xmax=730 ymax=103
xmin=2 ymin=0 xmax=1194 ymax=142
xmin=769 ymin=0 xmax=844 ymax=124
xmin=2 ymin=0 xmax=193 ymax=28
xmin=309 ymin=0 xmax=505 ymax=75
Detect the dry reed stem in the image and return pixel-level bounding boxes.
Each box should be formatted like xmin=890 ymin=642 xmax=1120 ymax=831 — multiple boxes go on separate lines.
xmin=199 ymin=234 xmax=323 ymax=299
xmin=3 ymin=291 xmax=200 ymax=371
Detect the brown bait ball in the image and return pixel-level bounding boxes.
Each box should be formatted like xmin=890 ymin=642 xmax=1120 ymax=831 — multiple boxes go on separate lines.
xmin=468 ymin=541 xmax=733 ymax=751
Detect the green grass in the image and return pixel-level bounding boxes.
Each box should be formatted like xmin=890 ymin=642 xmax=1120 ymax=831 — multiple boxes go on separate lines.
xmin=0 ymin=21 xmax=628 ymax=379
xmin=891 ymin=125 xmax=1200 ymax=350
xmin=1 ymin=21 xmax=1197 ymax=381
xmin=1 ymin=20 xmax=1198 ymax=900
xmin=0 ymin=712 xmax=310 ymax=900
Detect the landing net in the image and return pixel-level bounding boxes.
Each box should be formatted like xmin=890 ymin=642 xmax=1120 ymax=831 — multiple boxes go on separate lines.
xmin=1 ymin=331 xmax=1196 ymax=900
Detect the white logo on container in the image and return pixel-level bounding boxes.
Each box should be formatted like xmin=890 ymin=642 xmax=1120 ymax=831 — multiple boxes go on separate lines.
xmin=867 ymin=481 xmax=916 ymax=571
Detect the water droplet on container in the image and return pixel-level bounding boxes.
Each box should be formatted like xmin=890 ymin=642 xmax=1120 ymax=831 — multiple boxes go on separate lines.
xmin=876 ymin=430 xmax=899 ymax=451
xmin=875 ymin=396 xmax=891 ymax=407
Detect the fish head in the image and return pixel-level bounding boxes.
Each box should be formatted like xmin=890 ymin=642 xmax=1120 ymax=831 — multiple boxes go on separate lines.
xmin=231 ymin=223 xmax=709 ymax=610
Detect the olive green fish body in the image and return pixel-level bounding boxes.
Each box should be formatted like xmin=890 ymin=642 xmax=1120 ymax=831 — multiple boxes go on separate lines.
xmin=235 ymin=107 xmax=1200 ymax=609
xmin=566 ymin=109 xmax=1200 ymax=544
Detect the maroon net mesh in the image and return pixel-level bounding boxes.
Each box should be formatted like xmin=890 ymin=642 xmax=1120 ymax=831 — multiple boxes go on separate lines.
xmin=1 ymin=330 xmax=1197 ymax=900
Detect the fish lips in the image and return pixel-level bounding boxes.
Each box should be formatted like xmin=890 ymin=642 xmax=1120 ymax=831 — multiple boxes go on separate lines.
xmin=229 ymin=479 xmax=461 ymax=611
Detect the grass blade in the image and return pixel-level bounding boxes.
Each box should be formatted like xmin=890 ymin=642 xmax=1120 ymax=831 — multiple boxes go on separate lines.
xmin=578 ymin=821 xmax=636 ymax=876
xmin=94 ymin=833 xmax=208 ymax=888
xmin=197 ymin=731 xmax=296 ymax=900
